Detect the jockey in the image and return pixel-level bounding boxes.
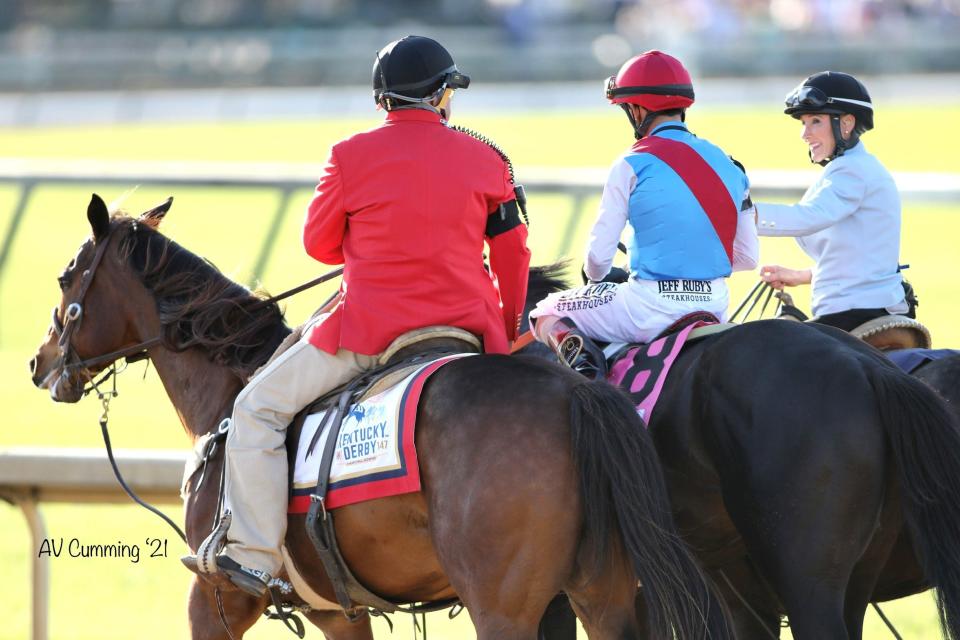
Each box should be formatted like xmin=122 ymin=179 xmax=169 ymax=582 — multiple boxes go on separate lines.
xmin=756 ymin=71 xmax=914 ymax=330
xmin=529 ymin=50 xmax=758 ymax=377
xmin=183 ymin=35 xmax=531 ymax=596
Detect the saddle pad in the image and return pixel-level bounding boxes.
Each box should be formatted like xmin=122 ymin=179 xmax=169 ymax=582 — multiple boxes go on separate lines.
xmin=887 ymin=348 xmax=959 ymax=375
xmin=607 ymin=321 xmax=709 ymax=422
xmin=288 ymin=354 xmax=472 ymax=513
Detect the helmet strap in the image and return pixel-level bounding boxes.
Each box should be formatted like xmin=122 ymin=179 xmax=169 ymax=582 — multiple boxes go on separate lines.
xmin=814 ymin=115 xmax=860 ymax=166
xmin=620 ymin=104 xmax=640 ymax=139
xmin=435 ymin=86 xmax=455 ymax=121
xmin=378 ymin=82 xmax=449 ymax=117
xmin=635 ymin=110 xmax=659 ymax=139
xmin=620 ymin=104 xmax=662 ymax=140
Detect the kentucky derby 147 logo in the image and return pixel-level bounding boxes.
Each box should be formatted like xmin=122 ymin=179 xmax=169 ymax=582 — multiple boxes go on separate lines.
xmin=336 ymin=403 xmax=391 ymax=463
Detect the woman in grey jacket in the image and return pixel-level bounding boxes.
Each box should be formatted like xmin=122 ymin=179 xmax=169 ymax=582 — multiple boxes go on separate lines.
xmin=755 ymin=71 xmax=914 ymax=331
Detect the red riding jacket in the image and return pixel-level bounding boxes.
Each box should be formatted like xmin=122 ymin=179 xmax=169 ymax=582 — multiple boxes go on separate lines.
xmin=303 ymin=108 xmax=531 ymax=356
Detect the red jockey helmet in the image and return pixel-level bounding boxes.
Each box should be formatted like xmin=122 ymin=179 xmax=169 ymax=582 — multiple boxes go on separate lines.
xmin=605 ymin=50 xmax=695 ymax=112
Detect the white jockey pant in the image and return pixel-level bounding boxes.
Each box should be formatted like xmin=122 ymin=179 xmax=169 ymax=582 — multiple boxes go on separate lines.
xmin=222 ymin=329 xmax=379 ymax=576
xmin=529 ymin=277 xmax=730 ymax=345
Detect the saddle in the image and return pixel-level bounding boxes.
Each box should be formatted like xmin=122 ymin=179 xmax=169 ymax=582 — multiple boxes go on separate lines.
xmin=283 ymin=326 xmax=479 ymax=618
xmin=773 ymin=289 xmax=932 ymax=350
xmin=850 ymin=315 xmax=932 ymax=351
xmin=604 ymin=311 xmax=729 ymax=364
xmin=604 ymin=312 xmax=736 ymax=422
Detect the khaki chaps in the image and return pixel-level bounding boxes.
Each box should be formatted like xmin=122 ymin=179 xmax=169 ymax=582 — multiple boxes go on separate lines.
xmin=222 ymin=329 xmax=378 ymax=575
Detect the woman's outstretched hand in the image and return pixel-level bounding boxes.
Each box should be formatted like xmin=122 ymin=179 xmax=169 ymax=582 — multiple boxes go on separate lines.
xmin=760 ymin=265 xmax=812 ymax=289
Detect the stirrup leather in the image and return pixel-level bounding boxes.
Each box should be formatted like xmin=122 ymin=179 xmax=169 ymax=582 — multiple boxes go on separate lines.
xmin=197 ymin=511 xmax=232 ymax=575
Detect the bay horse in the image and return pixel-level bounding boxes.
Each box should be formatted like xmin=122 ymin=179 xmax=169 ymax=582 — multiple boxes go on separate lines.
xmin=28 ymin=195 xmax=733 ymax=640
xmin=526 ymin=265 xmax=960 ymax=640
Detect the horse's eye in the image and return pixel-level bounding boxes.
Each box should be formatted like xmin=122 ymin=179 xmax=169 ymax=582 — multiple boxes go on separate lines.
xmin=57 ymin=275 xmax=70 ymax=291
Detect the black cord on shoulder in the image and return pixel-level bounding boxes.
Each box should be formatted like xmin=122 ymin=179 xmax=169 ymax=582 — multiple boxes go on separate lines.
xmin=450 ymin=124 xmax=516 ymax=184
xmin=450 ymin=124 xmax=531 ymax=227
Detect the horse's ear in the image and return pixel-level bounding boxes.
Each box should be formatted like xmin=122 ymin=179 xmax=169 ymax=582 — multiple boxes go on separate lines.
xmin=87 ymin=194 xmax=110 ymax=241
xmin=138 ymin=196 xmax=173 ymax=229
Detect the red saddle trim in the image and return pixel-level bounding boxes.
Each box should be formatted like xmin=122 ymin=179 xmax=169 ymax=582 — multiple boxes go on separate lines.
xmin=288 ymin=356 xmax=459 ymax=513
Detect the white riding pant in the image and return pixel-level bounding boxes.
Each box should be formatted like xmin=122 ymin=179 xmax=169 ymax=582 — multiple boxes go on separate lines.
xmin=529 ymin=277 xmax=730 ymax=344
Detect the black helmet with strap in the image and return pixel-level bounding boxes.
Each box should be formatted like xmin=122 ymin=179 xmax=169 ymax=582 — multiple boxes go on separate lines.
xmin=784 ymin=71 xmax=874 ymax=165
xmin=372 ymin=36 xmax=470 ymax=112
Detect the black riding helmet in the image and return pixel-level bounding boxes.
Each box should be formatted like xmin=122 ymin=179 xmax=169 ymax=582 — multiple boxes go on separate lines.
xmin=372 ymin=36 xmax=470 ymax=111
xmin=784 ymin=71 xmax=874 ymax=164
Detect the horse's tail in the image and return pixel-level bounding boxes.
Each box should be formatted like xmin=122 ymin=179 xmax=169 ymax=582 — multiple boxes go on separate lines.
xmin=870 ymin=364 xmax=960 ymax=640
xmin=569 ymin=380 xmax=732 ymax=640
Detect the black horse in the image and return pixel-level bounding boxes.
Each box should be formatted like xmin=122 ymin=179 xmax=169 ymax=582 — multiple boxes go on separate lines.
xmin=526 ymin=265 xmax=960 ymax=640
xmin=869 ymin=349 xmax=960 ymax=612
xmin=914 ymin=351 xmax=960 ymax=405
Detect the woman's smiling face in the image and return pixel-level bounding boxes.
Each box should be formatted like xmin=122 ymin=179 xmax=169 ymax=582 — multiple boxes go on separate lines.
xmin=798 ymin=113 xmax=835 ymax=163
xmin=798 ymin=112 xmax=857 ymax=163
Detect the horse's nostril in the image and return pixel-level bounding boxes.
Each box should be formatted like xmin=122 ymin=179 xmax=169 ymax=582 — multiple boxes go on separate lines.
xmin=29 ymin=357 xmax=38 ymax=377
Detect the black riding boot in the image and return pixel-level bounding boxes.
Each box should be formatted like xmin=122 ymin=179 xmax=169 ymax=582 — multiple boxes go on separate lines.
xmin=539 ymin=317 xmax=607 ymax=380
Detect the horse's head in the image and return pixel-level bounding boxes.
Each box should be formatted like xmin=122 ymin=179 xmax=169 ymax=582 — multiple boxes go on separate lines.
xmin=29 ymin=193 xmax=173 ymax=402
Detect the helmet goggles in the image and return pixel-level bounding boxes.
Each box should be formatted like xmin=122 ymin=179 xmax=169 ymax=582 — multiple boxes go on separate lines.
xmin=376 ymin=59 xmax=470 ymax=106
xmin=785 ymin=85 xmax=872 ymax=112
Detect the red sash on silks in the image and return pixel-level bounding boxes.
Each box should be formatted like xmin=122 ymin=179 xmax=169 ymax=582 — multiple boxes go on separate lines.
xmin=632 ymin=136 xmax=737 ymax=263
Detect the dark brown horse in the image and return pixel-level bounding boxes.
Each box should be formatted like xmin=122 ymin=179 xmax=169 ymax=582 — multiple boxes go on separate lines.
xmin=526 ymin=266 xmax=960 ymax=640
xmin=29 ymin=195 xmax=733 ymax=640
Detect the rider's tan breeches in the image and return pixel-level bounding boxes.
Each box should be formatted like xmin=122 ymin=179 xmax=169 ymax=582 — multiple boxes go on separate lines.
xmin=222 ymin=333 xmax=378 ymax=576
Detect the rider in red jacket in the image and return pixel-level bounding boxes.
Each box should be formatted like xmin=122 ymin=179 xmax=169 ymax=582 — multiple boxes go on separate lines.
xmin=183 ymin=35 xmax=530 ymax=597
xmin=304 ymin=103 xmax=530 ymax=355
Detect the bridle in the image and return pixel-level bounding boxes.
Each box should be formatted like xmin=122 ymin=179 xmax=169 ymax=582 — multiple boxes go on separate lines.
xmin=50 ymin=228 xmax=164 ymax=388
xmin=50 ymin=226 xmax=344 ymax=386
xmin=45 ymin=225 xmax=342 ymax=638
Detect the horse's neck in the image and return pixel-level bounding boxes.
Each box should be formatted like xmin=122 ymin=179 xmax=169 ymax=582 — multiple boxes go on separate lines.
xmin=117 ymin=266 xmax=245 ymax=440
xmin=150 ymin=347 xmax=243 ymax=440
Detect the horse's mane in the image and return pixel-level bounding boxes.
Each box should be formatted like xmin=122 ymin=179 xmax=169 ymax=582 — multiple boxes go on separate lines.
xmin=527 ymin=261 xmax=572 ymax=305
xmin=520 ymin=261 xmax=573 ymax=350
xmin=113 ymin=216 xmax=292 ymax=380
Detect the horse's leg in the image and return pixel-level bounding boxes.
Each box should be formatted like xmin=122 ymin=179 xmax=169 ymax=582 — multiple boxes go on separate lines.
xmin=727 ymin=425 xmax=885 ymax=640
xmin=187 ymin=577 xmax=265 ymax=639
xmin=842 ymin=477 xmax=903 ymax=640
xmin=416 ymin=368 xmax=581 ymax=640
xmin=430 ymin=474 xmax=573 ymax=640
xmin=302 ymin=609 xmax=374 ymax=640
xmin=708 ymin=564 xmax=782 ymax=640
xmin=565 ymin=548 xmax=640 ymax=639
xmin=633 ymin=567 xmax=781 ymax=640
xmin=872 ymin=527 xmax=927 ymax=602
